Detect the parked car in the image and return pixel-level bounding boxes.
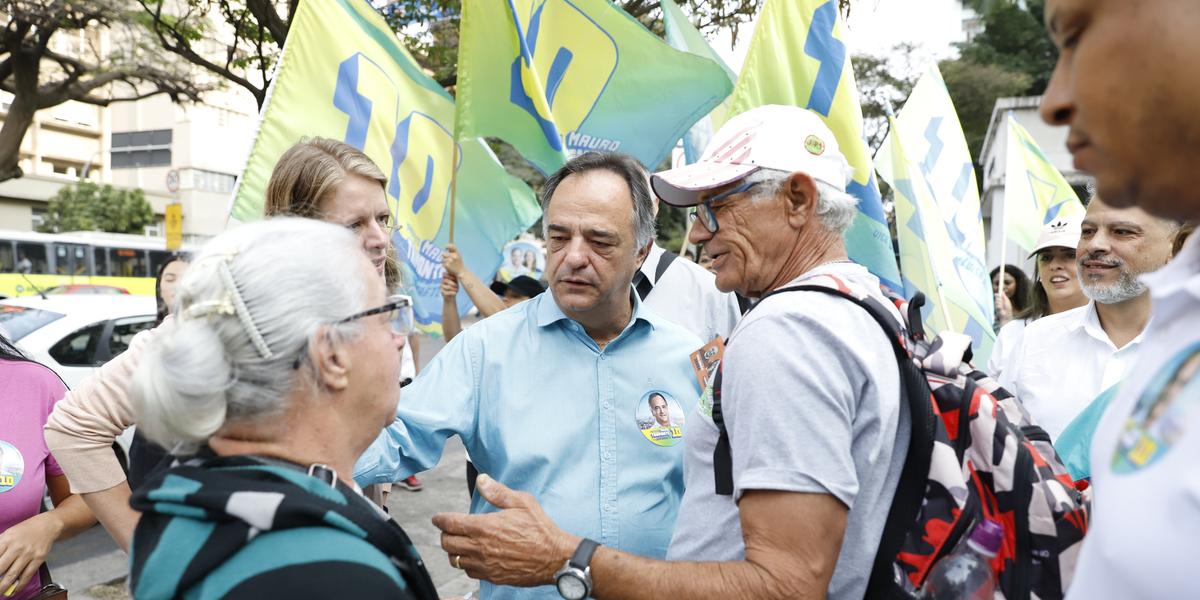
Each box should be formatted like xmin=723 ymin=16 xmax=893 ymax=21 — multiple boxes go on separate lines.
xmin=43 ymin=284 xmax=131 ymax=295
xmin=0 ymin=295 xmax=157 ymax=472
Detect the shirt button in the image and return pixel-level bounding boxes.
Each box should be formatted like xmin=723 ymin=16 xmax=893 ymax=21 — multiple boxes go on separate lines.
xmin=603 ymin=402 xmax=611 ymax=409
xmin=603 ymin=451 xmax=613 ymax=460
xmin=605 ymin=504 xmax=615 ymax=513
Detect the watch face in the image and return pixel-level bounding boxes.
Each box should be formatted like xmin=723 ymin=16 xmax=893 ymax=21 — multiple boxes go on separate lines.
xmin=557 ymin=574 xmax=587 ymax=600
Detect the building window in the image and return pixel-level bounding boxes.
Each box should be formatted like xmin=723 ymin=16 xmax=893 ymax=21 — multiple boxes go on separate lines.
xmin=111 ymin=129 xmax=172 ymax=169
xmin=185 ymin=168 xmax=237 ymax=194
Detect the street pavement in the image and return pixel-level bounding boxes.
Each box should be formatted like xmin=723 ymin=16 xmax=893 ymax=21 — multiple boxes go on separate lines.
xmin=48 ymin=331 xmax=482 ymax=599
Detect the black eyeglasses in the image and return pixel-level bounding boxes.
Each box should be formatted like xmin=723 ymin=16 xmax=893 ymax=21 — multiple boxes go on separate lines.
xmin=688 ymin=179 xmax=763 ymax=233
xmin=292 ymin=295 xmax=414 ymax=369
xmin=337 ymin=294 xmax=414 ymax=334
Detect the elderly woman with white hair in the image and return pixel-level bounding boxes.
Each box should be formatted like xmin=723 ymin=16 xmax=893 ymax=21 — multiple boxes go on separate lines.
xmin=126 ymin=218 xmax=436 ymax=599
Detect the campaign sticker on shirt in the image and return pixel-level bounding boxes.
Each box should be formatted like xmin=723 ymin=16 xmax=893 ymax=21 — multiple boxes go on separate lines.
xmin=690 ymin=338 xmax=725 ymax=419
xmin=0 ymin=440 xmax=25 ymax=493
xmin=636 ymin=391 xmax=686 ymax=447
xmin=1111 ymin=343 xmax=1200 ymax=474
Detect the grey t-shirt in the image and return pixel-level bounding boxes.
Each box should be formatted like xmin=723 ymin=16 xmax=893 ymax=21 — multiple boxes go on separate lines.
xmin=666 ymin=262 xmax=910 ymax=600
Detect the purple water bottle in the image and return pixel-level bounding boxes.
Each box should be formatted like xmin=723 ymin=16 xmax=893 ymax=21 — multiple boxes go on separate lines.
xmin=920 ymin=519 xmax=1003 ymax=600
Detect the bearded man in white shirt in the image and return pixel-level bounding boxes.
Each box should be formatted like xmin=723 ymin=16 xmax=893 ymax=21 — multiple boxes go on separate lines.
xmin=1007 ymin=195 xmax=1178 ymax=440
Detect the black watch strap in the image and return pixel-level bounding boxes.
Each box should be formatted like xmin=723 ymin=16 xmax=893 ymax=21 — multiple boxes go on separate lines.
xmin=569 ymin=538 xmax=601 ymax=570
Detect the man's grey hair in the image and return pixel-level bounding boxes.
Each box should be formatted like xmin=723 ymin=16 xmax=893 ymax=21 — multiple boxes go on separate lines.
xmin=742 ymin=168 xmax=859 ymax=234
xmin=539 ymin=152 xmax=657 ymax=249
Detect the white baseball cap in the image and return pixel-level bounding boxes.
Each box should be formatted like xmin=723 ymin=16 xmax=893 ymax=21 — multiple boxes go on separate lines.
xmin=1029 ymin=215 xmax=1082 ymax=257
xmin=651 ymin=105 xmax=853 ymax=207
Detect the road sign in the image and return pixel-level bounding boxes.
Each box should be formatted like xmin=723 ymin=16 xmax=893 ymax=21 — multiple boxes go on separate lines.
xmin=166 ymin=169 xmax=180 ymax=193
xmin=166 ymin=203 xmax=183 ymax=250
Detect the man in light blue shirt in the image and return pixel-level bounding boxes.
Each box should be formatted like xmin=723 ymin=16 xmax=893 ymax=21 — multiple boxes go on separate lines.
xmin=355 ymin=152 xmax=702 ymax=600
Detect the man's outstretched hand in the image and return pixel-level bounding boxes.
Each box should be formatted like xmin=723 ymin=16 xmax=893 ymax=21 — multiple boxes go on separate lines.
xmin=432 ymin=475 xmax=580 ymax=587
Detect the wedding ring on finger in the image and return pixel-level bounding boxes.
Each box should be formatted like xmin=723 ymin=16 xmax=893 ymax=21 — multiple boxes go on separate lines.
xmin=452 ymin=554 xmax=463 ymax=569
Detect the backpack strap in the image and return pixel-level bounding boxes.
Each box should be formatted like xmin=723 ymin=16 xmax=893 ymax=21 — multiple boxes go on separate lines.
xmin=709 ymin=285 xmax=938 ymax=599
xmin=633 ymin=249 xmax=679 ymax=301
xmin=713 ymin=283 xmax=905 ymax=495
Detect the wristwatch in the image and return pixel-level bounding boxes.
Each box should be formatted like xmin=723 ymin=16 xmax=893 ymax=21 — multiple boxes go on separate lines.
xmin=554 ymin=538 xmax=600 ymax=599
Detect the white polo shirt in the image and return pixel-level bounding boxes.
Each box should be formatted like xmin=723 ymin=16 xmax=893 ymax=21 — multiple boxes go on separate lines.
xmin=1008 ymin=302 xmax=1146 ymax=440
xmin=639 ymin=243 xmax=742 ymax=343
xmin=1066 ymin=235 xmax=1200 ymax=599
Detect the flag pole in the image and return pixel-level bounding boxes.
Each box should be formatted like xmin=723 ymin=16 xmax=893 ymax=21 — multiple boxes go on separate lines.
xmin=449 ymin=140 xmax=460 ymax=244
xmin=996 ymin=113 xmax=1012 ymax=316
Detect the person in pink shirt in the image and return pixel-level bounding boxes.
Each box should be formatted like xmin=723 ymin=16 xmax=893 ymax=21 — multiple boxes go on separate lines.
xmin=0 ymin=335 xmax=94 ymax=599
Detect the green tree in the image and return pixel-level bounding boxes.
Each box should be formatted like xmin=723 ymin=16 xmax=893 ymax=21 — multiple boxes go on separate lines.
xmin=0 ymin=1 xmax=204 ymax=183
xmin=959 ymin=0 xmax=1056 ymax=94
xmin=853 ymin=43 xmax=920 ymax=153
xmin=939 ymin=0 xmax=1054 ymax=162
xmin=39 ymin=182 xmax=156 ymax=234
xmin=939 ymin=59 xmax=1031 ymax=161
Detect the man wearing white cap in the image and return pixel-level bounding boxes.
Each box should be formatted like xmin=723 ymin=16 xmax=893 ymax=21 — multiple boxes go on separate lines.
xmin=427 ymin=105 xmax=910 ymax=600
xmin=1005 ymin=195 xmax=1179 ymax=440
xmin=989 ymin=215 xmax=1089 ymax=384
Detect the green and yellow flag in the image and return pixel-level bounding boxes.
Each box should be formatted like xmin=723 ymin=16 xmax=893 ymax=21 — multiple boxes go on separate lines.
xmin=727 ymin=0 xmax=901 ymax=292
xmin=660 ymin=0 xmax=736 ymax=164
xmin=229 ymin=0 xmax=540 ymax=335
xmin=876 ymin=67 xmax=995 ymax=363
xmin=454 ymin=0 xmax=733 ymax=173
xmin=1004 ymin=114 xmax=1086 ymax=251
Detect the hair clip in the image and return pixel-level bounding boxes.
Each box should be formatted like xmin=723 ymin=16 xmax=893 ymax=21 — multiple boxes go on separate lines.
xmin=182 ymin=296 xmax=237 ymax=320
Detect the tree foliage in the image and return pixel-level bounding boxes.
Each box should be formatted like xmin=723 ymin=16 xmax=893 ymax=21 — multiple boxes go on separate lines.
xmin=940 ymin=0 xmax=1055 ymax=161
xmin=958 ymin=0 xmax=1055 ymax=95
xmin=39 ymin=181 xmax=156 ymax=234
xmin=853 ymin=44 xmax=920 ymax=153
xmin=133 ymin=0 xmax=292 ymax=107
xmin=0 ymin=0 xmax=205 ymax=183
xmin=939 ymin=59 xmax=1031 ymax=159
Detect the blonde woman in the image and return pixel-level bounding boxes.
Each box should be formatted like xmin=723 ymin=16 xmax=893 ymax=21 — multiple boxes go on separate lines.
xmin=44 ymin=138 xmax=421 ymax=548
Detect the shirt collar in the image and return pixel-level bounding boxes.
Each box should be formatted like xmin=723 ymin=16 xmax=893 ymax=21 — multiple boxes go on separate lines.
xmin=534 ymin=286 xmax=661 ymax=333
xmin=1078 ymin=300 xmax=1152 ymax=351
xmin=1141 ymin=232 xmax=1200 ymax=301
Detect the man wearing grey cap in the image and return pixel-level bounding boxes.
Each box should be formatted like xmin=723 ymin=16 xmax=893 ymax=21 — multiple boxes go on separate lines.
xmin=429 ymin=105 xmax=909 ymax=600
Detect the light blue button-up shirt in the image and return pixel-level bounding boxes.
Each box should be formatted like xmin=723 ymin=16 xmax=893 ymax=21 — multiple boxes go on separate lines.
xmin=355 ymin=291 xmax=702 ymax=600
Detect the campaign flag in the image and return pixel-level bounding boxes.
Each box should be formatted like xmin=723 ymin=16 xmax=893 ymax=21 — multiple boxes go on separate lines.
xmin=876 ymin=67 xmax=995 ymax=361
xmin=882 ymin=117 xmax=996 ymax=365
xmin=454 ymin=0 xmax=733 ymax=174
xmin=726 ymin=0 xmax=901 ymax=292
xmin=1004 ymin=114 xmax=1086 ymax=251
xmin=660 ymin=0 xmax=736 ymax=164
xmin=229 ymin=0 xmax=540 ymax=335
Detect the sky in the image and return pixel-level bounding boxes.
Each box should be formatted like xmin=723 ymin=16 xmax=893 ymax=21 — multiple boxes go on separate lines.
xmin=709 ymin=0 xmax=968 ymax=74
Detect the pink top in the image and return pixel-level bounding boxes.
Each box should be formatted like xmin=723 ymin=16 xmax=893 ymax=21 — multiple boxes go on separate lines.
xmin=1 ymin=358 xmax=67 ymax=600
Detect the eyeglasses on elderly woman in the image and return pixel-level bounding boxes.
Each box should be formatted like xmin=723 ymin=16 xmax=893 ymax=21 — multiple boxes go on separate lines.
xmin=292 ymin=294 xmax=414 ymax=369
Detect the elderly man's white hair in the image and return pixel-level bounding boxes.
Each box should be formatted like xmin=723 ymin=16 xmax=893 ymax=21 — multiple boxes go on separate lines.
xmin=741 ymin=168 xmax=859 ymax=234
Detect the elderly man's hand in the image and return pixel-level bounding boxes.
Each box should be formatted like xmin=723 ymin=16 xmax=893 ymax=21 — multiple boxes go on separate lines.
xmin=432 ymin=474 xmax=580 ymax=587
xmin=443 ymin=243 xmax=465 ymax=276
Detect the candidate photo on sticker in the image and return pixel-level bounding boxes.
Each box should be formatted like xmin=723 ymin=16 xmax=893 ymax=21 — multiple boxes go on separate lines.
xmin=636 ymin=391 xmax=686 ymax=447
